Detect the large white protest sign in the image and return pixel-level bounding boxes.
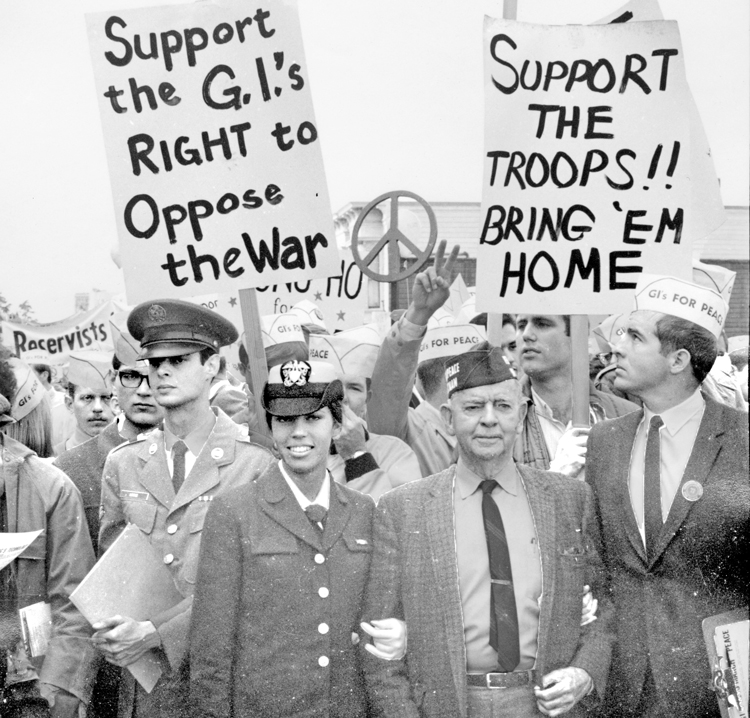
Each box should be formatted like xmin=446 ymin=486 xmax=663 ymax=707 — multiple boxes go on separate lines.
xmin=1 ymin=302 xmax=116 ymax=365
xmin=86 ymin=0 xmax=339 ymax=304
xmin=477 ymin=19 xmax=722 ymax=315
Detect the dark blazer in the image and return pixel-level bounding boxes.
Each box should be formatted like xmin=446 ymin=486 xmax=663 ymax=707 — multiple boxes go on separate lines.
xmin=55 ymin=420 xmax=124 ymax=552
xmin=190 ymin=462 xmax=376 ymax=718
xmin=587 ymin=398 xmax=749 ymax=718
xmin=361 ymin=463 xmax=614 ymax=718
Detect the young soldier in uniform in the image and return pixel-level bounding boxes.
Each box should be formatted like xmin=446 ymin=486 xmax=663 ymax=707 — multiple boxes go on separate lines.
xmin=91 ymin=300 xmax=273 ymax=718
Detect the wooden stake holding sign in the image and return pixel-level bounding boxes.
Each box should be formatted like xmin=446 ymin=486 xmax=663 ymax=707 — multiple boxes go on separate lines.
xmin=238 ymin=289 xmax=271 ymax=439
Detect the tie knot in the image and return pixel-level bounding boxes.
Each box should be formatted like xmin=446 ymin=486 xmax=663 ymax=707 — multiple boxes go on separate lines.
xmin=305 ymin=504 xmax=327 ymax=524
xmin=172 ymin=440 xmax=188 ymax=458
xmin=649 ymin=415 xmax=664 ymax=431
xmin=480 ymin=479 xmax=497 ymax=496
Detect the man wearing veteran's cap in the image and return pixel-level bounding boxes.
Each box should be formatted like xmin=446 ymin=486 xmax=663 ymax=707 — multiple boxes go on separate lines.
xmin=92 ymin=299 xmax=273 ymax=718
xmin=309 ymin=325 xmax=422 ymax=502
xmin=54 ymin=351 xmax=116 ymax=455
xmin=190 ymin=359 xmax=402 ymax=717
xmin=362 ymin=343 xmax=613 ymax=718
xmin=586 ymin=275 xmax=749 ymax=718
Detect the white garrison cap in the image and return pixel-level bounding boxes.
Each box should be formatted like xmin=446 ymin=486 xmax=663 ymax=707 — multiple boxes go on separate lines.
xmin=692 ymin=260 xmax=736 ymax=304
xmin=418 ymin=323 xmax=487 ymax=364
xmin=633 ymin=274 xmax=728 ymax=338
xmin=65 ymin=351 xmax=113 ymax=393
xmin=288 ymin=300 xmax=327 ymax=331
xmin=308 ymin=324 xmax=383 ymax=379
xmin=261 ymin=314 xmax=306 ymax=347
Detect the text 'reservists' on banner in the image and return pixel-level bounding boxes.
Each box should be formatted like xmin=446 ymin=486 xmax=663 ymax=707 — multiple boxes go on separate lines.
xmin=477 ymin=19 xmax=723 ymax=315
xmin=86 ymin=0 xmax=339 ymax=305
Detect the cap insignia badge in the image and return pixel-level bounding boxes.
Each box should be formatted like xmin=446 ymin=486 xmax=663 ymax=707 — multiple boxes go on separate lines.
xmin=148 ymin=304 xmax=167 ymax=323
xmin=281 ymin=360 xmax=311 ymax=387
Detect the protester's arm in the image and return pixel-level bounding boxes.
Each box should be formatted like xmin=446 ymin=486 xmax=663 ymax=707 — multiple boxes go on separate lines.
xmin=39 ymin=470 xmax=99 ymax=707
xmin=189 ymin=496 xmax=242 ymax=718
xmin=368 ymin=240 xmax=460 ymax=440
xmin=360 ymin=496 xmax=420 ymax=718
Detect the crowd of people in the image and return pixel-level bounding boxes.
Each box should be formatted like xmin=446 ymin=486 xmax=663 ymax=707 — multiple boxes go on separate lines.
xmin=0 ymin=240 xmax=747 ymax=718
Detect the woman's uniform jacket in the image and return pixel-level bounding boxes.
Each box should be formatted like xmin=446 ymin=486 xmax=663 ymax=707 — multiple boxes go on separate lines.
xmin=190 ymin=461 xmax=375 ymax=718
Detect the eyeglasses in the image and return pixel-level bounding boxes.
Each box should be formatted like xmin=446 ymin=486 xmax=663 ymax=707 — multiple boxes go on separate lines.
xmin=118 ymin=370 xmax=150 ymax=388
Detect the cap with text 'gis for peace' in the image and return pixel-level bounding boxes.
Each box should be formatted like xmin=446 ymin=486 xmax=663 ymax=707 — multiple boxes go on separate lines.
xmin=21 ymin=350 xmax=53 ymax=367
xmin=128 ymin=299 xmax=238 ymax=359
xmin=445 ymin=344 xmax=517 ymax=399
xmin=633 ymin=274 xmax=728 ymax=339
xmin=418 ymin=324 xmax=487 ymax=365
xmin=261 ymin=313 xmax=309 ymax=369
xmin=7 ymin=357 xmax=46 ymax=421
xmin=262 ymin=360 xmax=343 ymax=418
xmin=308 ymin=324 xmax=383 ymax=379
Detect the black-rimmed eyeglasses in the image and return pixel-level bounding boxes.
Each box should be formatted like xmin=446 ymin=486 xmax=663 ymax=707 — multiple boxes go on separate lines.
xmin=118 ymin=370 xmax=150 ymax=388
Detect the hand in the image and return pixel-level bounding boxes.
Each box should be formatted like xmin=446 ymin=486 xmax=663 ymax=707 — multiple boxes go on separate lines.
xmin=40 ymin=684 xmax=80 ymax=718
xmin=580 ymin=585 xmax=598 ymax=627
xmin=404 ymin=240 xmax=460 ymax=326
xmin=334 ymin=405 xmax=368 ymax=461
xmin=91 ymin=615 xmax=160 ymax=666
xmin=534 ymin=667 xmax=593 ymax=716
xmin=549 ymin=427 xmax=590 ymax=478
xmin=360 ymin=618 xmax=407 ymax=660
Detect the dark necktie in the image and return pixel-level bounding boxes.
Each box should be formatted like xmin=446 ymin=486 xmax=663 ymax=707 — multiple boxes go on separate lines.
xmin=644 ymin=415 xmax=664 ymax=562
xmin=172 ymin=440 xmax=188 ymax=494
xmin=305 ymin=504 xmax=327 ymax=531
xmin=480 ymin=479 xmax=520 ymax=672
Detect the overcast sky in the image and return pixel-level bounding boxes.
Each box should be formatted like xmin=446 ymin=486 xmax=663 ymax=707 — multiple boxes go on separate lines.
xmin=1 ymin=0 xmax=747 ymax=322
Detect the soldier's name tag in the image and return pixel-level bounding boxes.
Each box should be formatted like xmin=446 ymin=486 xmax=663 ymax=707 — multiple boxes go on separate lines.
xmin=120 ymin=490 xmax=150 ymax=501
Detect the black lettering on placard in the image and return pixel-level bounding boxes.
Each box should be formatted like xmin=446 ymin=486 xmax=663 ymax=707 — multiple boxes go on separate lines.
xmin=609 ymin=251 xmax=642 ymax=288
xmin=480 ymin=204 xmax=596 ymax=245
xmin=564 ymin=248 xmax=601 ymax=292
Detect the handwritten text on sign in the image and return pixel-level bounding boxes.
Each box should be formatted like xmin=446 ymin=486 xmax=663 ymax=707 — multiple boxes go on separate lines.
xmin=86 ymin=0 xmax=339 ymax=304
xmin=477 ymin=20 xmax=695 ymax=314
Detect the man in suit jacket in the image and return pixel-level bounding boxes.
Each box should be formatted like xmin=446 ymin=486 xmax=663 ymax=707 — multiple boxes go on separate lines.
xmin=91 ymin=300 xmax=273 ymax=718
xmin=587 ymin=275 xmax=749 ymax=718
xmin=362 ymin=343 xmax=613 ymax=718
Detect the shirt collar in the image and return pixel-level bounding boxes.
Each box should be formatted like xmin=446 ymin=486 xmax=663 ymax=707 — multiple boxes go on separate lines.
xmin=278 ymin=460 xmax=331 ymax=510
xmin=644 ymin=388 xmax=704 ymax=437
xmin=455 ymin=456 xmax=518 ymax=500
xmin=164 ymin=411 xmax=217 ymax=456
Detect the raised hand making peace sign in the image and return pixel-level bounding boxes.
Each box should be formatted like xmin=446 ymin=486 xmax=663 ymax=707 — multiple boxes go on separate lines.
xmin=404 ymin=239 xmax=461 ymax=326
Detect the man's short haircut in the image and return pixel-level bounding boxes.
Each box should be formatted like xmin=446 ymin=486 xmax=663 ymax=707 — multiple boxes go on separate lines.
xmin=468 ymin=313 xmax=516 ymax=330
xmin=64 ymin=380 xmax=78 ymax=400
xmin=729 ymin=347 xmax=748 ymax=371
xmin=0 ymin=348 xmax=18 ymax=404
xmin=198 ymin=347 xmax=218 ymax=365
xmin=112 ymin=355 xmax=123 ymax=371
xmin=218 ymin=356 xmax=227 ymax=373
xmin=31 ymin=363 xmax=52 ymax=381
xmin=655 ymin=314 xmax=718 ymax=384
xmin=417 ymin=357 xmax=448 ymax=400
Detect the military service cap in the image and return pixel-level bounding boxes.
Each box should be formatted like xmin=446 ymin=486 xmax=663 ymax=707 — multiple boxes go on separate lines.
xmin=262 ymin=360 xmax=343 ymax=418
xmin=128 ymin=299 xmax=238 ymax=359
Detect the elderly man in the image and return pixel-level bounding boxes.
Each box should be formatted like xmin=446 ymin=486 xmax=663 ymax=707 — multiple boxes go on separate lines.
xmin=362 ymin=343 xmax=613 ymax=718
xmin=587 ymin=275 xmax=749 ymax=718
xmin=92 ymin=300 xmax=273 ymax=718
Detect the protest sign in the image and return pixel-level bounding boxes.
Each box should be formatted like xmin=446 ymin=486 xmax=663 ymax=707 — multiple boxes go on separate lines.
xmin=1 ymin=302 xmax=116 ymax=372
xmin=477 ymin=19 xmax=723 ymax=314
xmin=86 ymin=0 xmax=339 ymax=304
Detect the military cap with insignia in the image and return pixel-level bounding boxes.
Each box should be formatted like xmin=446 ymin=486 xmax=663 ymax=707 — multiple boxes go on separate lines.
xmin=128 ymin=299 xmax=238 ymax=359
xmin=444 ymin=341 xmax=517 ymax=399
xmin=262 ymin=360 xmax=343 ymax=420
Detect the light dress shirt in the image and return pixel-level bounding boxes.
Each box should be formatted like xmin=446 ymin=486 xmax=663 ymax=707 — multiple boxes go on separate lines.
xmin=454 ymin=458 xmax=542 ymax=672
xmin=628 ymin=388 xmax=705 ymax=544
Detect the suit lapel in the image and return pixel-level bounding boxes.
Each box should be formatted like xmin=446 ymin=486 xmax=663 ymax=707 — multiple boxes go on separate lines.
xmin=650 ymin=401 xmax=724 ymax=564
xmin=519 ymin=466 xmax=555 ymax=672
xmin=424 ymin=468 xmax=467 ymax=717
xmin=258 ymin=464 xmax=323 ymax=551
xmin=611 ymin=411 xmax=648 ymax=564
